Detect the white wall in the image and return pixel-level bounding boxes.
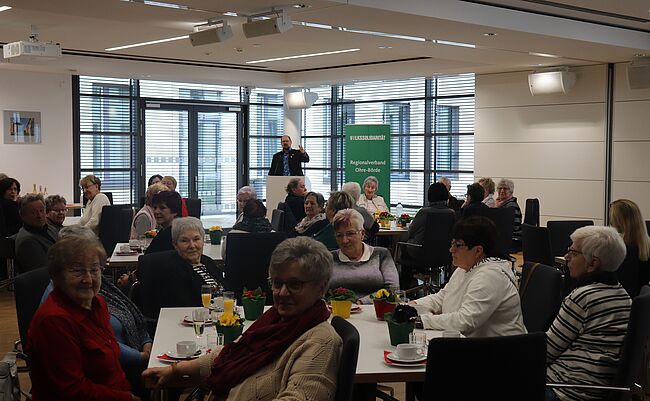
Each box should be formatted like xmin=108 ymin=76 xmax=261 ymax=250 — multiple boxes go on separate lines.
xmin=611 ymin=64 xmax=650 ymax=219
xmin=0 ymin=70 xmax=74 ymax=201
xmin=475 ymin=65 xmax=608 ymax=225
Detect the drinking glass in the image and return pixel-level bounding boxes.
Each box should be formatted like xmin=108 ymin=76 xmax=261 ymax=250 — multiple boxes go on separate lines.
xmin=395 ymin=290 xmax=408 ymax=304
xmin=201 ymin=285 xmax=213 ymax=309
xmin=192 ymin=308 xmax=207 ymax=340
xmin=409 ymin=332 xmax=427 ymax=356
xmin=207 ymin=332 xmax=224 ymax=353
xmin=223 ymin=291 xmax=235 ymax=314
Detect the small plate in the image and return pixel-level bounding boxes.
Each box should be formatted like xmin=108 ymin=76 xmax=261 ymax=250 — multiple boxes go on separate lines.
xmin=386 ymin=352 xmax=426 ymax=364
xmin=157 ymin=350 xmax=202 ymax=362
xmin=327 ymin=305 xmax=362 ymax=313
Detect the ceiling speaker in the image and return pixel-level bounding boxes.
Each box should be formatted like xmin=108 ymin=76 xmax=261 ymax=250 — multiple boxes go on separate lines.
xmin=243 ymin=13 xmax=292 ymax=38
xmin=528 ymin=69 xmax=576 ymax=95
xmin=285 ymin=91 xmax=318 ymax=109
xmin=189 ymin=25 xmax=233 ymax=46
xmin=627 ymin=57 xmax=650 ymax=90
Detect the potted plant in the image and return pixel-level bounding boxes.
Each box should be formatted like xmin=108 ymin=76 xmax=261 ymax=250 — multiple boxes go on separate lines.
xmin=328 ymin=287 xmax=357 ymax=319
xmin=370 ymin=288 xmax=398 ymax=321
xmin=208 ymin=226 xmax=223 ymax=244
xmin=241 ymin=287 xmax=266 ymax=321
xmin=374 ymin=211 xmax=394 ymax=228
xmin=215 ymin=311 xmax=244 ymax=344
xmin=396 ymin=213 xmax=412 ymax=228
xmin=385 ymin=304 xmax=418 ymax=346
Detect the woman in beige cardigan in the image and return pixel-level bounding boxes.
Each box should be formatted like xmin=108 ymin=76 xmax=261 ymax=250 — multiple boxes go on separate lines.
xmin=143 ymin=237 xmax=342 ymax=401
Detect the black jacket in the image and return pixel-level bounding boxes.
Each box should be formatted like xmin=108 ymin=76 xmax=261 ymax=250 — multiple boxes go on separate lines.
xmin=268 ymin=149 xmax=309 ymax=176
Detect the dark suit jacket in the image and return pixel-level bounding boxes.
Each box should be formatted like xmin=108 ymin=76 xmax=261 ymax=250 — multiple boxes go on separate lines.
xmin=138 ymin=251 xmax=224 ymax=319
xmin=15 ymin=223 xmax=59 ymax=273
xmin=268 ymin=149 xmax=309 ymax=176
xmin=144 ymin=226 xmax=173 ymax=255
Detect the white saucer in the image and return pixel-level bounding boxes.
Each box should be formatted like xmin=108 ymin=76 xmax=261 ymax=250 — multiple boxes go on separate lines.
xmin=386 ymin=352 xmax=426 ymax=363
xmin=164 ymin=349 xmax=202 ymax=360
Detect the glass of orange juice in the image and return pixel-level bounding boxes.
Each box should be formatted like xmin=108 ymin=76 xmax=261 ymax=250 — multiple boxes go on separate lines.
xmin=201 ymin=285 xmax=213 ymax=308
xmin=223 ymin=291 xmax=235 ymax=314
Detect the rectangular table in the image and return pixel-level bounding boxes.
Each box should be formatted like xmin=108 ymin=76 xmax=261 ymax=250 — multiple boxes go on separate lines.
xmin=108 ymin=242 xmax=222 ymax=268
xmin=148 ymin=305 xmax=444 ymax=384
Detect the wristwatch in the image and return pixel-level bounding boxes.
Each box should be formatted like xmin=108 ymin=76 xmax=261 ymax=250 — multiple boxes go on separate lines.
xmin=415 ymin=315 xmax=424 ymax=329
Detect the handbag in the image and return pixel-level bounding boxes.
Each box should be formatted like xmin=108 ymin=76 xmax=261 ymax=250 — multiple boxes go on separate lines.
xmin=0 ymin=352 xmax=21 ymax=401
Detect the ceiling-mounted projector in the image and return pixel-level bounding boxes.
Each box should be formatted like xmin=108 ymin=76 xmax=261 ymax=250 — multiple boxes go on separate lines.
xmin=189 ymin=21 xmax=233 ymax=46
xmin=528 ymin=67 xmax=575 ymax=95
xmin=3 ymin=40 xmax=61 ymax=62
xmin=243 ymin=10 xmax=292 ymax=38
xmin=627 ymin=56 xmax=650 ymax=90
xmin=285 ymin=91 xmax=318 ymax=109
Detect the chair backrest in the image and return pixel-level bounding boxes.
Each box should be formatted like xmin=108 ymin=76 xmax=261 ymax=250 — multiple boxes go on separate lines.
xmin=462 ymin=207 xmax=515 ymax=258
xmin=547 ymin=220 xmax=594 ymax=257
xmin=523 ymin=198 xmax=540 ymax=226
xmin=417 ymin=212 xmax=456 ymax=270
xmin=646 ymin=221 xmax=650 ymax=237
xmin=185 ymin=198 xmax=201 ymax=218
xmin=13 ymin=267 xmax=51 ymax=348
xmin=519 ymin=262 xmax=563 ymax=332
xmin=277 ymin=202 xmax=298 ymax=237
xmin=522 ymin=224 xmax=553 ymax=266
xmin=225 ymin=232 xmax=287 ymax=302
xmin=616 ymin=246 xmax=643 ymax=298
xmin=423 ymin=332 xmax=547 ymax=401
xmin=271 ymin=209 xmax=285 ymax=232
xmin=98 ymin=205 xmax=133 ymax=255
xmin=0 ymin=235 xmax=15 ymax=260
xmin=610 ymin=287 xmax=650 ymax=400
xmin=331 ymin=316 xmax=360 ymax=401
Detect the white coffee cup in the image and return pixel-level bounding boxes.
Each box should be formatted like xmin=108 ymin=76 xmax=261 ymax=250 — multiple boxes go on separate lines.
xmin=395 ymin=343 xmax=420 ymax=360
xmin=128 ymin=239 xmax=140 ymax=248
xmin=119 ymin=244 xmax=130 ymax=253
xmin=442 ymin=330 xmax=461 ymax=338
xmin=176 ymin=340 xmax=197 ymax=357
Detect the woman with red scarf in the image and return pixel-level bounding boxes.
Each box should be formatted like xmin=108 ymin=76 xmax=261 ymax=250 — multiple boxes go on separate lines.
xmin=143 ymin=237 xmax=342 ymax=400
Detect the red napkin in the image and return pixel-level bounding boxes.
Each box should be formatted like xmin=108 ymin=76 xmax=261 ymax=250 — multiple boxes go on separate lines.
xmin=383 ymin=350 xmax=426 ymax=365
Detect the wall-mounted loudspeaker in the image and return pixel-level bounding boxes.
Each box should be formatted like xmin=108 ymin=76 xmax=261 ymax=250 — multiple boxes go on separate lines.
xmin=189 ymin=24 xmax=233 ymax=46
xmin=243 ymin=12 xmax=292 ymax=38
xmin=627 ymin=57 xmax=650 ymax=90
xmin=528 ymin=69 xmax=576 ymax=95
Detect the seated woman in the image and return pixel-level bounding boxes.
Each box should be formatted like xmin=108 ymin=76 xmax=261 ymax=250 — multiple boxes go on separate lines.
xmin=221 ymin=199 xmax=273 ymax=260
xmin=143 ymin=237 xmax=342 ymax=401
xmin=161 ymin=175 xmax=189 ymax=217
xmin=79 ymin=175 xmax=112 ymax=235
xmin=478 ymin=177 xmax=496 ymax=208
xmin=545 ymin=226 xmax=631 ymax=401
xmin=495 ymin=178 xmax=522 ymax=247
xmin=295 ymin=191 xmax=328 ymax=237
xmin=27 ymin=236 xmax=139 ymax=401
xmin=144 ymin=190 xmax=182 ymax=254
xmin=45 ymin=194 xmax=67 ymax=232
xmin=609 ymin=198 xmax=650 ymax=296
xmin=284 ymin=177 xmax=307 ymax=222
xmin=329 ymin=208 xmax=399 ymax=303
xmin=139 ymin=217 xmax=224 ymax=319
xmin=405 ymin=182 xmax=455 ymax=258
xmin=412 ymin=216 xmax=526 ymax=337
xmin=357 ymin=175 xmax=389 ymax=214
xmin=0 ymin=177 xmax=22 ymax=236
xmin=130 ymin=182 xmax=168 ymax=239
xmin=313 ymin=191 xmax=355 ymax=250
xmin=460 ymin=182 xmax=489 ymax=216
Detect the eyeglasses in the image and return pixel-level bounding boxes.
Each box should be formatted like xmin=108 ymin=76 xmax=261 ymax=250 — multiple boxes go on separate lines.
xmin=67 ymin=265 xmax=104 ymax=278
xmin=267 ymin=278 xmax=313 ymax=293
xmin=566 ymin=247 xmax=583 ymax=257
xmin=496 ymin=187 xmax=510 ymax=191
xmin=334 ymin=230 xmax=361 ymax=239
xmin=51 ymin=208 xmax=66 ymax=214
xmin=450 ymin=240 xmax=469 ymax=249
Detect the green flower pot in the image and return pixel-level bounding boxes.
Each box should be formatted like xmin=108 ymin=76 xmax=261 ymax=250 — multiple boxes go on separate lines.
xmin=216 ymin=324 xmax=243 ymax=344
xmin=242 ymin=298 xmax=265 ymax=321
xmin=209 ymin=231 xmax=222 ymax=245
xmin=384 ymin=312 xmax=415 ymax=346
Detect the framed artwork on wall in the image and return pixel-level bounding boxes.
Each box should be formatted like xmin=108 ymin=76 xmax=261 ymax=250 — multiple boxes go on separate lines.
xmin=3 ymin=110 xmax=41 ymax=144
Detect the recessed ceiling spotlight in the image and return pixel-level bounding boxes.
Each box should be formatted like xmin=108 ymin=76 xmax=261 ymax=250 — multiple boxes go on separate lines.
xmin=635 ymin=53 xmax=646 ymax=57
xmin=378 ymin=45 xmax=392 ymax=49
xmin=482 ymin=32 xmax=497 ymax=37
xmin=252 ymin=43 xmax=262 ymax=47
xmin=223 ymin=11 xmax=238 ymax=17
xmin=0 ymin=6 xmax=12 ymax=12
xmin=292 ymin=4 xmax=311 ymax=8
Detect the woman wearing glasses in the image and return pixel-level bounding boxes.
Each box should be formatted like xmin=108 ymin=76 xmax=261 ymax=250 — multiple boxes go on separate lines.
xmin=27 ymin=236 xmax=140 ymax=401
xmin=79 ymin=174 xmax=111 ymax=235
xmin=412 ymin=216 xmax=526 ymax=337
xmin=144 ymin=236 xmax=342 ymax=400
xmin=45 ymin=194 xmax=67 ymax=232
xmin=328 ymin=208 xmax=399 ymax=303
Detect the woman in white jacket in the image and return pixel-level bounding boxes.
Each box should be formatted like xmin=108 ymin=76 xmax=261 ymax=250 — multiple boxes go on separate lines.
xmin=412 ymin=216 xmax=526 ymax=337
xmin=79 ymin=175 xmax=111 ymax=235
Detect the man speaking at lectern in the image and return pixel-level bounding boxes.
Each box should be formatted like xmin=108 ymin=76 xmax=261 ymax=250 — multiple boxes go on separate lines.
xmin=269 ymin=135 xmax=310 ymax=176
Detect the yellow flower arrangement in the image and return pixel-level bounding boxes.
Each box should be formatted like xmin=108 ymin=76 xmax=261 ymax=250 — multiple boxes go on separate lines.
xmin=370 ymin=288 xmax=397 ymax=303
xmin=143 ymin=229 xmax=158 ymax=238
xmin=216 ymin=311 xmax=244 ymax=327
xmin=208 ymin=226 xmax=222 ymax=232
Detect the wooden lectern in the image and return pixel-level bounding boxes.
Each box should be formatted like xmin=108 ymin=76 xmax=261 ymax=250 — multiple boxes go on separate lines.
xmin=265 ymin=176 xmax=310 ymax=220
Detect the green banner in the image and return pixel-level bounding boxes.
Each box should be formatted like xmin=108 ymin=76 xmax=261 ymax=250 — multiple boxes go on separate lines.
xmin=345 ymin=124 xmax=391 ymax=206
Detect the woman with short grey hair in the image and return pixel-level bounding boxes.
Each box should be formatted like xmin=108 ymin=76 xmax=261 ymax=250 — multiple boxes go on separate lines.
xmin=284 ymin=177 xmax=307 ymax=221
xmin=329 ymin=209 xmax=399 ymax=303
xmin=269 ymin=236 xmax=333 ymax=288
xmin=357 ymin=175 xmax=388 ymax=213
xmin=171 ymin=216 xmax=205 ymax=244
xmin=79 ymin=174 xmax=111 ymax=234
xmin=313 ymin=191 xmax=355 ymax=250
xmin=495 ymin=178 xmax=522 ymax=249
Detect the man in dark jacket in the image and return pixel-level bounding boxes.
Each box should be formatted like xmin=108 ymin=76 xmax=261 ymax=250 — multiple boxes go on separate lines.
xmin=15 ymin=193 xmax=58 ymax=273
xmin=268 ymin=135 xmax=310 ymax=176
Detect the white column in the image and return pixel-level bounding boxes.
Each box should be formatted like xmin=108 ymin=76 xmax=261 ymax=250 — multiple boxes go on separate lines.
xmin=283 ymin=88 xmax=302 ymax=146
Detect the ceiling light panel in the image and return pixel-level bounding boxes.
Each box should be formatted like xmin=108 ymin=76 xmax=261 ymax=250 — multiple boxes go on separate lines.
xmin=246 ymin=48 xmax=360 ymax=64
xmin=105 ymin=35 xmax=189 ymax=51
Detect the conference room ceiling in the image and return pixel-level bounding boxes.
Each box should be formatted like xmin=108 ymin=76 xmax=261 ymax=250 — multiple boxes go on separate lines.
xmin=0 ymin=0 xmax=648 ymax=86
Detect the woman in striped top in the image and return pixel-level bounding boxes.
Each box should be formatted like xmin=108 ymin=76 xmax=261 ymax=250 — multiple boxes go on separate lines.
xmin=546 ymin=226 xmax=632 ymax=401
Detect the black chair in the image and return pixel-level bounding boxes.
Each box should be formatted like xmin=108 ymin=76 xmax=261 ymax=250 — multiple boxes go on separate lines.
xmin=617 ymin=246 xmax=644 ymax=298
xmin=185 ymin=198 xmax=201 ymax=218
xmin=522 ymin=224 xmax=553 ymax=266
xmin=98 ymin=205 xmax=133 ymax=256
xmin=519 ymin=262 xmax=563 ymax=332
xmin=13 ymin=267 xmax=51 ymax=360
xmin=462 ymin=207 xmax=515 ymax=257
xmin=423 ymin=332 xmax=547 ymax=401
xmin=271 ymin=209 xmax=285 ymax=232
xmin=0 ymin=235 xmax=16 ymax=290
xmin=524 ymin=198 xmax=540 ymax=227
xmin=83 ymin=191 xmax=113 ymax=206
xmin=331 ymin=316 xmax=360 ymax=401
xmin=547 ymin=220 xmax=594 ymax=257
xmin=397 ymin=212 xmax=456 ymax=292
xmin=646 ymin=221 xmax=650 ymax=236
xmin=225 ymin=232 xmax=287 ymax=303
xmin=277 ymin=202 xmax=298 ymax=237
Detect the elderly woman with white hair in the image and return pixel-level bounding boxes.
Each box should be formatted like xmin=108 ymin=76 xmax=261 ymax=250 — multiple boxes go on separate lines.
xmin=495 ymin=178 xmax=522 ymax=247
xmin=328 ymin=208 xmax=399 ymax=303
xmin=139 ymin=217 xmax=225 ymax=319
xmin=546 ymin=226 xmax=632 ymax=401
xmin=357 ymin=176 xmax=389 ymax=214
xmin=341 ymin=182 xmax=380 ymax=235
